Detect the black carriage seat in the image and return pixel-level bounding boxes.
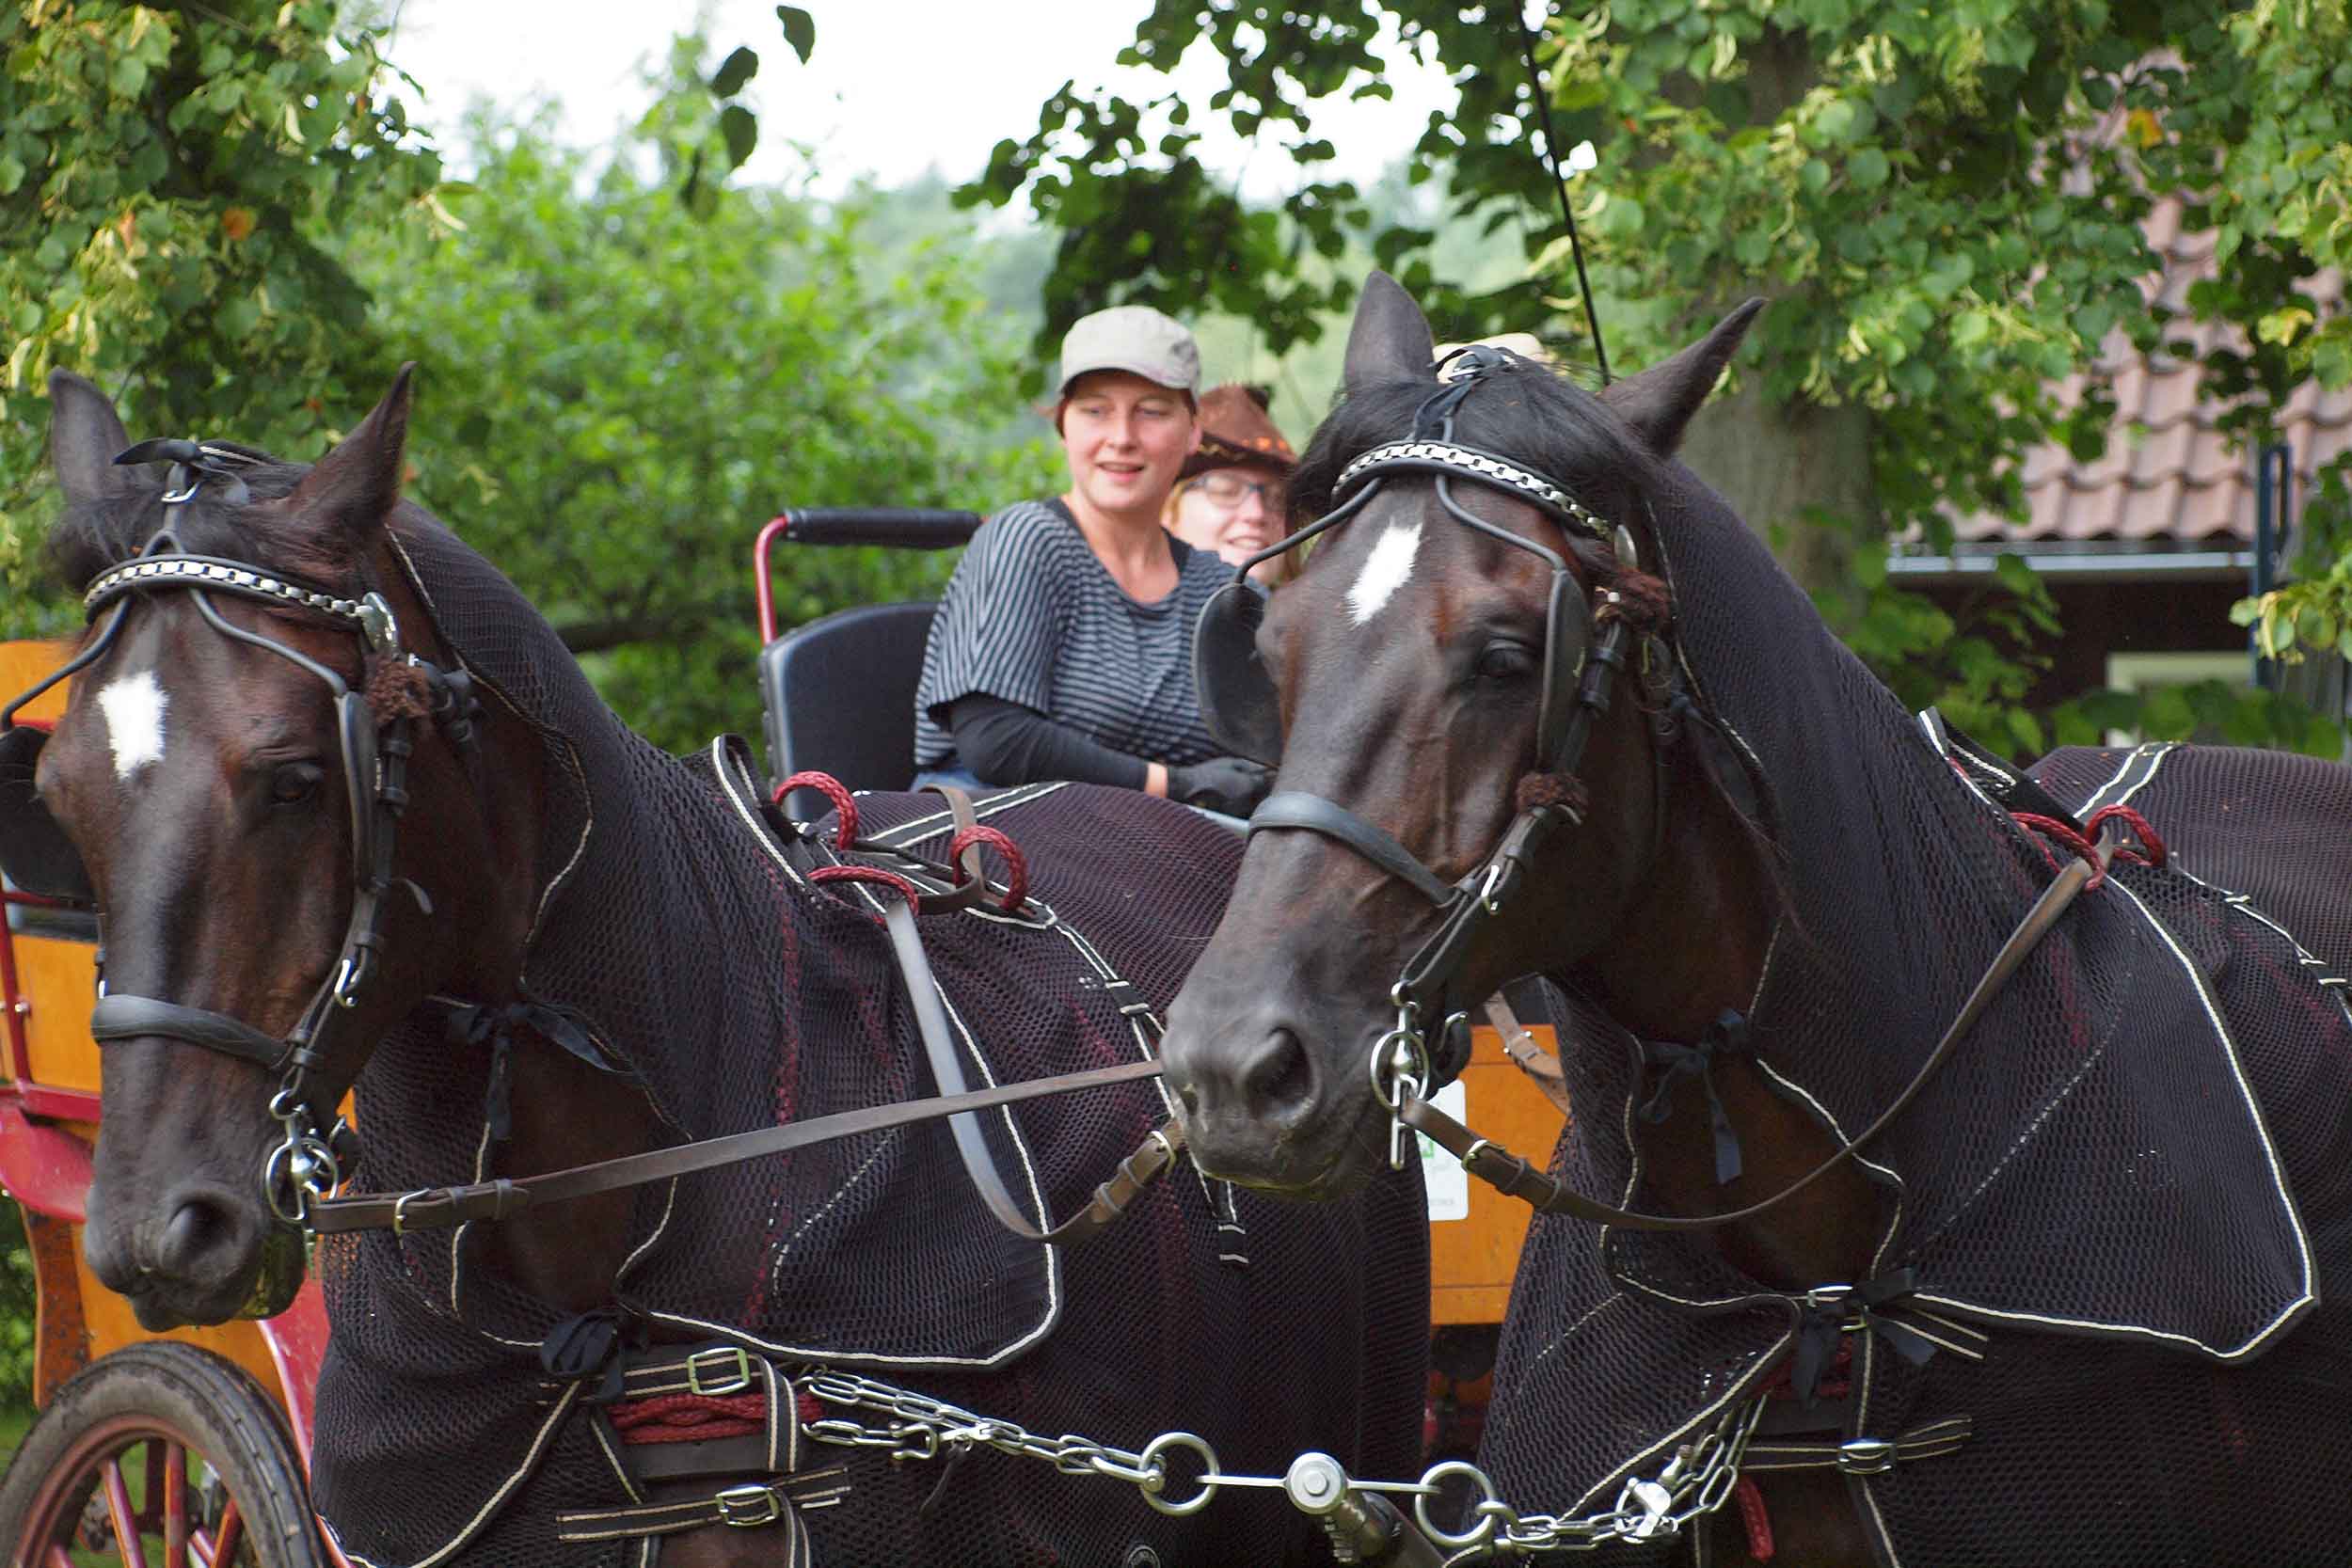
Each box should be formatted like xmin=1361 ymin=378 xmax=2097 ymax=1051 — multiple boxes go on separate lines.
xmin=754 ymin=508 xmax=983 ymax=820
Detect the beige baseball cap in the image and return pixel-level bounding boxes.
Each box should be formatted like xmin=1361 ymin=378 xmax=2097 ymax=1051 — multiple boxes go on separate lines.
xmin=1057 ymin=305 xmax=1200 ymax=398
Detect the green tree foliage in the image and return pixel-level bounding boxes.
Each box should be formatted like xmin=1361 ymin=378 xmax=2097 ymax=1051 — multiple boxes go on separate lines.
xmin=355 ymin=103 xmax=1058 ymax=750
xmin=0 ymin=0 xmax=445 ymax=634
xmin=965 ymin=0 xmax=2351 ymax=754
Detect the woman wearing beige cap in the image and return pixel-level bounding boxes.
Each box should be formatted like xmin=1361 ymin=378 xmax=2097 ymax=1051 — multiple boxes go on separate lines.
xmin=912 ymin=306 xmax=1275 ymax=816
xmin=1164 ymin=383 xmax=1297 ymax=589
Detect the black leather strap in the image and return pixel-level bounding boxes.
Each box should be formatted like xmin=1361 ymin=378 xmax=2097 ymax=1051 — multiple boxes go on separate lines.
xmin=1248 ymin=792 xmax=1461 ymax=907
xmin=90 ymin=993 xmax=289 ymax=1069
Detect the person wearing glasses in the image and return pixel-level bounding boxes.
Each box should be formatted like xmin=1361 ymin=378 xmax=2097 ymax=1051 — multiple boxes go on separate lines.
xmin=1164 ymin=384 xmax=1298 ymax=590
xmin=911 ymin=307 xmax=1275 ymax=816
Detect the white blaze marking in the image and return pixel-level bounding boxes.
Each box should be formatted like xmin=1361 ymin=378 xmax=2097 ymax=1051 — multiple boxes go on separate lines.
xmin=1343 ymin=522 xmax=1424 ymax=625
xmin=96 ymin=671 xmax=168 ymax=781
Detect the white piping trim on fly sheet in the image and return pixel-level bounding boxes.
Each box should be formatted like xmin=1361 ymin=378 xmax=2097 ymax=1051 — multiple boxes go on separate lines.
xmin=1906 ymin=757 xmax=2318 ymax=1362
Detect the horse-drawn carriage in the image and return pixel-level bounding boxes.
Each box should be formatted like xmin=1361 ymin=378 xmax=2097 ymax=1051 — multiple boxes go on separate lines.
xmin=9 ymin=267 xmax=2352 ymax=1568
xmin=0 ymin=496 xmax=1565 ymax=1566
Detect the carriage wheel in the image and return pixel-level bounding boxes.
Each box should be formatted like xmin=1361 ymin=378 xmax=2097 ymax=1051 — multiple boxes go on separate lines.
xmin=0 ymin=1341 xmax=323 ymax=1568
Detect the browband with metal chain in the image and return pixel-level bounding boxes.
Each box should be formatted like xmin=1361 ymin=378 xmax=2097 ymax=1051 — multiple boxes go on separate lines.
xmin=1333 ymin=439 xmax=1612 ymax=541
xmin=82 ymin=555 xmax=401 ymax=652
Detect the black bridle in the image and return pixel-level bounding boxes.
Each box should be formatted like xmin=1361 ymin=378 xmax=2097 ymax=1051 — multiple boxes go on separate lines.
xmin=0 ymin=440 xmax=477 ymax=1225
xmin=1193 ymin=350 xmax=1658 ymax=1165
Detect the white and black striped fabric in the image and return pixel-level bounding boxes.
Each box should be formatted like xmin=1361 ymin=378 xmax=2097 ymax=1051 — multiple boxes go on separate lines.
xmin=914 ymin=499 xmax=1231 ymax=772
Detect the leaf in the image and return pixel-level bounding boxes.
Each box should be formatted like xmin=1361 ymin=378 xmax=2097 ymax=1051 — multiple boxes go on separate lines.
xmin=720 ymin=104 xmax=758 ymax=169
xmin=1992 ymin=552 xmax=2039 ymax=598
xmin=1850 ymin=147 xmax=1889 ymax=190
xmin=1953 ymin=310 xmax=1991 ymax=348
xmin=710 ymin=47 xmax=758 ymax=99
xmin=0 ymin=154 xmax=22 ymax=197
xmin=775 ymin=6 xmax=816 ymax=65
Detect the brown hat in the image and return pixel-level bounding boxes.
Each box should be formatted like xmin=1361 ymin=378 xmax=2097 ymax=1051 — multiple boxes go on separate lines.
xmin=1181 ymin=384 xmax=1295 ymax=482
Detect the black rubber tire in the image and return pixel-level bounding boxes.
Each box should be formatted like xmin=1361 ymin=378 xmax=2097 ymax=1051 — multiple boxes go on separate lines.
xmin=0 ymin=1340 xmax=323 ymax=1568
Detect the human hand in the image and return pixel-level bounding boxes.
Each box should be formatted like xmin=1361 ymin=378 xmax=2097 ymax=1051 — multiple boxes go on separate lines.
xmin=1167 ymin=756 xmax=1275 ymax=816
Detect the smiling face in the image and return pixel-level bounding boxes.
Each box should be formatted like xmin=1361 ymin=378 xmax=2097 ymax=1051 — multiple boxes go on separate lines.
xmin=1058 ymin=371 xmax=1200 ymax=526
xmin=1169 ymin=466 xmax=1289 ymax=572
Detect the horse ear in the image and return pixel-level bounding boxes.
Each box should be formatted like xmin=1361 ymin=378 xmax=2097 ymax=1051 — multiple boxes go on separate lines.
xmin=49 ymin=370 xmax=135 ymax=503
xmin=1343 ymin=271 xmax=1438 ymax=392
xmin=291 ymin=364 xmax=415 ymax=535
xmin=1602 ymin=299 xmax=1765 ymax=455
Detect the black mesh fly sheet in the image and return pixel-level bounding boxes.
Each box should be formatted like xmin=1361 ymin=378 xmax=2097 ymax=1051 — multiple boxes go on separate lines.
xmin=307 ymin=513 xmax=1430 ymax=1568
xmin=1467 ymin=449 xmax=2352 ymax=1562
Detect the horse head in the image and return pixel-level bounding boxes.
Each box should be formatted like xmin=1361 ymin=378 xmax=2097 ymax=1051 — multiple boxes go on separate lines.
xmin=24 ymin=370 xmax=539 ymax=1328
xmin=1164 ymin=272 xmax=1766 ymax=1198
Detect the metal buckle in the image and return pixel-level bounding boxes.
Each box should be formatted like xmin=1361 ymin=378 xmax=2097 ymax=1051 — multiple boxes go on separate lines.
xmin=356 ymin=592 xmax=401 ymax=656
xmin=687 ymin=1345 xmax=754 ymax=1396
xmin=390 ymin=1190 xmax=429 ymax=1237
xmin=712 ymin=1483 xmax=782 ymax=1528
xmin=1836 ymin=1437 xmax=1896 ymax=1476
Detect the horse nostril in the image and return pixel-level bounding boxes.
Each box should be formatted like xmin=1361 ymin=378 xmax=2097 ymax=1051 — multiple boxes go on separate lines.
xmin=1240 ymin=1028 xmax=1315 ymax=1117
xmin=156 ymin=1191 xmax=239 ymax=1276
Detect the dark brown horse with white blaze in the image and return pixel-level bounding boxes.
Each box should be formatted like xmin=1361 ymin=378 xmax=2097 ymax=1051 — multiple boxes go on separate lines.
xmin=22 ymin=369 xmax=1428 ymax=1568
xmin=1164 ymin=272 xmax=2352 ymax=1564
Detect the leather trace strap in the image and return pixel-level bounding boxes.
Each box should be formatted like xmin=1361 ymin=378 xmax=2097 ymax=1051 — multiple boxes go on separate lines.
xmin=306 ymin=1056 xmax=1168 ymax=1235
xmin=1409 ymin=832 xmax=2117 ymax=1230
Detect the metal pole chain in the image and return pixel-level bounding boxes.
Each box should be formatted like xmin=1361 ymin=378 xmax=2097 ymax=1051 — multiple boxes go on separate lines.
xmin=799 ymin=1370 xmax=1765 ymax=1554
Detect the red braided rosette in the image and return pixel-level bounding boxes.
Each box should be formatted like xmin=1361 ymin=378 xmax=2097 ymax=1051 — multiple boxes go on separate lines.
xmin=947 ymin=822 xmax=1029 ymax=913
xmin=774 ymin=769 xmax=858 ymax=849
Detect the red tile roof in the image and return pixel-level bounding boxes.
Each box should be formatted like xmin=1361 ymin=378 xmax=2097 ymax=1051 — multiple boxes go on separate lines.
xmin=1947 ymin=198 xmax=2351 ymax=546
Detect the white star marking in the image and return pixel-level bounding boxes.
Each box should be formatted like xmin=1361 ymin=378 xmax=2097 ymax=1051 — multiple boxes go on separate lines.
xmin=96 ymin=671 xmax=168 ymax=781
xmin=1343 ymin=522 xmax=1424 ymax=626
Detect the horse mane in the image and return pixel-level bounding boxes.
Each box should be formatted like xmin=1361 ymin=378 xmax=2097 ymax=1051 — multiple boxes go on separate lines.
xmin=49 ymin=446 xmax=360 ymax=597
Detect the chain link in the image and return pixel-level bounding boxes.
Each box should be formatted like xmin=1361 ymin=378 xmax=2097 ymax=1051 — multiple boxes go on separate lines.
xmin=800 ymin=1369 xmax=1764 ymax=1554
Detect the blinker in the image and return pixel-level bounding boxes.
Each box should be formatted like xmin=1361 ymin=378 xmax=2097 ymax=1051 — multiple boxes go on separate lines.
xmin=0 ymin=725 xmax=95 ymax=905
xmin=1194 ymin=581 xmax=1284 ymax=767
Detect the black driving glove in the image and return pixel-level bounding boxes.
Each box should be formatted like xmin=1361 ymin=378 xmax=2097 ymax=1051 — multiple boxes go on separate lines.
xmin=1167 ymin=756 xmax=1275 ymax=816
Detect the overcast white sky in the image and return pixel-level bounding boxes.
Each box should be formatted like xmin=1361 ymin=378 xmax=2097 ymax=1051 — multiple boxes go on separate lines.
xmin=382 ymin=1 xmax=1460 ymax=198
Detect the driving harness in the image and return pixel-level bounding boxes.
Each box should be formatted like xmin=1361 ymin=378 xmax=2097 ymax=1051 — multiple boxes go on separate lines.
xmin=0 ymin=440 xmax=479 ymax=1225
xmin=1190 ymin=351 xmax=2136 ymax=1231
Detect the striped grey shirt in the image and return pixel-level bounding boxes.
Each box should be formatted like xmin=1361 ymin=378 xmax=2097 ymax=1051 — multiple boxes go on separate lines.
xmin=914 ymin=499 xmax=1231 ymax=770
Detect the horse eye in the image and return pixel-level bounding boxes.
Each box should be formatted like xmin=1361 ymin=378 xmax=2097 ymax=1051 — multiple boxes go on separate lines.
xmin=1473 ymin=641 xmax=1539 ymax=682
xmin=269 ymin=762 xmax=326 ymax=806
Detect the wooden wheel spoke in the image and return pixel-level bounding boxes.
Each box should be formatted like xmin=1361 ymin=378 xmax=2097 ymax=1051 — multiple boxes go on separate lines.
xmin=44 ymin=1544 xmax=78 ymax=1568
xmin=163 ymin=1440 xmax=192 ymax=1568
xmin=212 ymin=1497 xmax=245 ymax=1568
xmin=101 ymin=1454 xmax=152 ymax=1568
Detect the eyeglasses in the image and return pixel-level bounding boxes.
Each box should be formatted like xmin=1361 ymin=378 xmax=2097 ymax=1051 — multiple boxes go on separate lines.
xmin=1194 ymin=473 xmax=1286 ymax=511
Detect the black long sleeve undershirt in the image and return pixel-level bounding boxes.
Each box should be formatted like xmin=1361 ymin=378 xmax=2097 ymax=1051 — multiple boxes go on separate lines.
xmin=943 ymin=694 xmax=1149 ymax=790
